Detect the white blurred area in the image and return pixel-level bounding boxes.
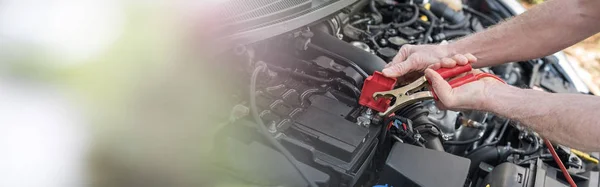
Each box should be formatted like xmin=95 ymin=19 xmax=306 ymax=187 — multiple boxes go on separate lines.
xmin=0 ymin=0 xmax=126 ymax=186
xmin=0 ymin=80 xmax=87 ymax=187
xmin=0 ymin=0 xmax=124 ymax=64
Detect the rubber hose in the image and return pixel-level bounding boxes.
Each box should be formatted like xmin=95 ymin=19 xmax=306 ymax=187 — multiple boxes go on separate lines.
xmin=442 ymin=14 xmax=471 ymax=29
xmin=370 ymin=0 xmax=383 ymax=24
xmin=465 ymin=119 xmax=510 ymax=157
xmin=466 ymin=146 xmax=503 ymax=173
xmin=433 ymin=30 xmax=471 ymax=41
xmin=309 ymin=30 xmax=386 ymax=74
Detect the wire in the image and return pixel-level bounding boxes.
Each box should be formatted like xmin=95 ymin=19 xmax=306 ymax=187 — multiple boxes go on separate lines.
xmin=544 ymin=139 xmax=577 ymax=187
xmin=250 ymin=63 xmax=317 ymax=187
xmin=515 ymin=154 xmax=552 ymax=165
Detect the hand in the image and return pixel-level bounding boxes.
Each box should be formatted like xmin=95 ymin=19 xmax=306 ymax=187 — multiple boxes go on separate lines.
xmin=424 ymin=68 xmax=505 ymax=111
xmin=382 ymin=44 xmax=476 ymax=78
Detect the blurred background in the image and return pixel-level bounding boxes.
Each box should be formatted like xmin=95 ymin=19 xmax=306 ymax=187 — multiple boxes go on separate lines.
xmin=0 ymin=0 xmax=598 ymax=187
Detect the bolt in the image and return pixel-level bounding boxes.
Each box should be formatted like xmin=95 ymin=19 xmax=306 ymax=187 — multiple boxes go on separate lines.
xmin=571 ymin=157 xmax=578 ymax=162
xmin=268 ymin=121 xmax=277 ymax=133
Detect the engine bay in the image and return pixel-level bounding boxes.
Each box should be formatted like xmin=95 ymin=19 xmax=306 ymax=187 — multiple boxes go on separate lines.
xmin=210 ymin=0 xmax=599 ymax=186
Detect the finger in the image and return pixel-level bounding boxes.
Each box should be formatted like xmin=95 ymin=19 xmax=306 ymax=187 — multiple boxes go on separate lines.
xmin=453 ymin=54 xmax=469 ymax=65
xmin=428 ymin=63 xmax=441 ymax=70
xmin=464 ymin=53 xmax=477 ymax=64
xmin=424 ymin=69 xmax=455 ymax=106
xmin=383 ymin=60 xmax=413 ymax=77
xmin=440 ymin=57 xmax=457 ymax=68
xmin=387 ymin=45 xmax=413 ymax=68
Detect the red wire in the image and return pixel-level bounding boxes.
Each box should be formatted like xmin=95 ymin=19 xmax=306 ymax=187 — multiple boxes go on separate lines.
xmin=544 ymin=139 xmax=577 ymax=187
xmin=475 ymin=73 xmax=506 ymax=84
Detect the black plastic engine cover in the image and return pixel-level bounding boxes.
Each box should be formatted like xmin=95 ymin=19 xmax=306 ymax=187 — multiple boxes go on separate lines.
xmin=254 ymin=72 xmax=380 ymax=186
xmin=378 ymin=143 xmax=471 ymax=187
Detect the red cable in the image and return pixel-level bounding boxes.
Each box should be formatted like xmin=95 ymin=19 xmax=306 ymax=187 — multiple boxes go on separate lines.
xmin=475 ymin=73 xmax=506 ymax=84
xmin=544 ymin=139 xmax=577 ymax=187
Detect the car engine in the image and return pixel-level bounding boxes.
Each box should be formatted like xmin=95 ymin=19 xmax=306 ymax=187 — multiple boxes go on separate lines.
xmin=210 ymin=0 xmax=599 ymax=186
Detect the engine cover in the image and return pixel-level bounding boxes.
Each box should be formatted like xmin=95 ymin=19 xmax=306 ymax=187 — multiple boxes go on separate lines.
xmin=253 ymin=70 xmax=380 ymax=186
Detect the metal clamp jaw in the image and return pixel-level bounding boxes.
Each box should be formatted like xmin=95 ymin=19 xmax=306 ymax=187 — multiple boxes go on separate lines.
xmin=373 ymin=76 xmax=434 ymax=116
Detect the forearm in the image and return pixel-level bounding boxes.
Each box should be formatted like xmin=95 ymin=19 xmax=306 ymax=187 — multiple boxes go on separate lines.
xmin=484 ymin=85 xmax=600 ymax=151
xmin=448 ymin=0 xmax=600 ymax=68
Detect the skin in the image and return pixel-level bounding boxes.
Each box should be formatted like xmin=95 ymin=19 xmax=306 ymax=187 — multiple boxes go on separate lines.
xmin=383 ymin=0 xmax=600 ymax=151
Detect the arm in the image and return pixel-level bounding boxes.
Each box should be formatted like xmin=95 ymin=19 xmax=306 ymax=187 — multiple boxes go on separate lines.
xmin=383 ymin=0 xmax=600 ymax=77
xmin=425 ymin=69 xmax=600 ymax=151
xmin=450 ymin=0 xmax=600 ymax=68
xmin=485 ymin=84 xmax=600 ymax=151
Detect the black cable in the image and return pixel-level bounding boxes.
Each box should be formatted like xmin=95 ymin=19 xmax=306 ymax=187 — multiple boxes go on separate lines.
xmin=465 ymin=119 xmax=510 ymax=157
xmin=307 ymin=43 xmax=369 ymax=78
xmin=516 ymin=154 xmax=552 ymax=165
xmin=250 ymin=63 xmax=317 ymax=187
xmin=444 ymin=134 xmax=484 ymax=145
xmin=463 ymin=6 xmax=498 ymax=24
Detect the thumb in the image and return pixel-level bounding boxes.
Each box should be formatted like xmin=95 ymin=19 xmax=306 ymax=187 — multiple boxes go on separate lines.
xmin=424 ymin=69 xmax=454 ymax=105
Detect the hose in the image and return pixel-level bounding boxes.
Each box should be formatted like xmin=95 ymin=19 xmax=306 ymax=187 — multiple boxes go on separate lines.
xmin=441 ymin=14 xmax=470 ymax=30
xmin=350 ymin=18 xmax=371 ymax=26
xmin=465 ymin=119 xmax=510 ymax=157
xmin=307 ymin=42 xmax=369 ymax=78
xmin=392 ymin=4 xmax=420 ymax=28
xmin=309 ymin=30 xmax=386 ymax=75
xmin=507 ymin=136 xmax=541 ymax=156
xmin=250 ymin=63 xmax=317 ymax=187
xmin=433 ymin=30 xmax=471 ymax=41
xmin=370 ymin=0 xmax=383 ymax=24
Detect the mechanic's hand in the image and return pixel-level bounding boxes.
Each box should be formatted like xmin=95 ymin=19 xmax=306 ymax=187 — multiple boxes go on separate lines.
xmin=382 ymin=44 xmax=476 ymax=78
xmin=424 ymin=68 xmax=505 ymax=111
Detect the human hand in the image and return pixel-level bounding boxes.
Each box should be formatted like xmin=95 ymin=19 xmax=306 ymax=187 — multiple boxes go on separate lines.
xmin=382 ymin=44 xmax=476 ymax=79
xmin=424 ymin=68 xmax=506 ymax=111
